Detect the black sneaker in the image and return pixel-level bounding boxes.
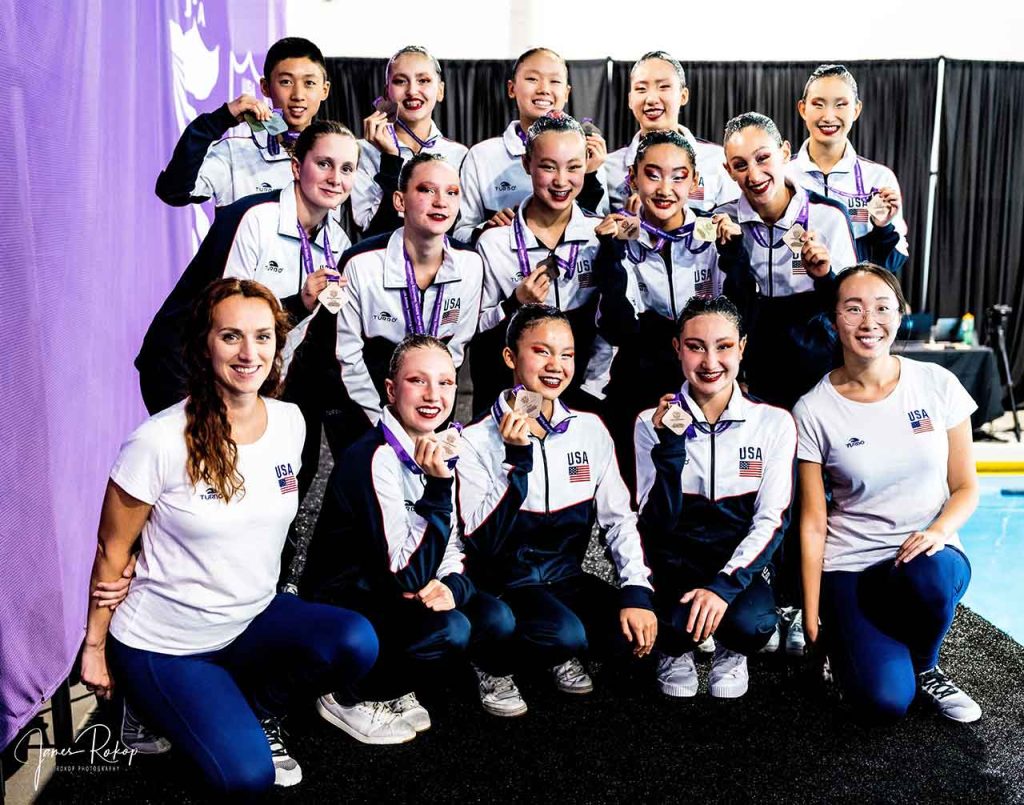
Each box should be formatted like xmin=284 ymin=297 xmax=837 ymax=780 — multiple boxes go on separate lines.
xmin=121 ymin=701 xmax=171 ymax=754
xmin=260 ymin=716 xmax=302 ymax=787
xmin=918 ymin=667 xmax=981 ymax=723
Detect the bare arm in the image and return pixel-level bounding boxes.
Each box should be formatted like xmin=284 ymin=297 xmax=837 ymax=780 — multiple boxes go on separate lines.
xmin=798 ymin=461 xmax=828 ymax=645
xmin=895 ymin=419 xmax=979 ymax=564
xmin=80 ymin=481 xmax=152 ymax=699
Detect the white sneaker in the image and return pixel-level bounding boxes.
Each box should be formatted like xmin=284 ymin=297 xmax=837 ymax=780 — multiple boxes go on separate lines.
xmin=260 ymin=716 xmax=302 ymax=788
xmin=782 ymin=607 xmax=806 ymax=656
xmin=551 ymin=657 xmax=594 ymax=695
xmin=709 ymin=646 xmax=749 ymax=699
xmin=695 ymin=634 xmax=717 ymax=655
xmin=388 ymin=692 xmax=431 ymax=733
xmin=474 ymin=666 xmax=528 ymax=717
xmin=918 ymin=667 xmax=982 ymax=723
xmin=316 ymin=693 xmax=416 ymax=744
xmin=759 ymin=621 xmax=781 ymax=654
xmin=655 ymin=651 xmax=698 ymax=698
xmin=120 ymin=701 xmax=172 ymax=755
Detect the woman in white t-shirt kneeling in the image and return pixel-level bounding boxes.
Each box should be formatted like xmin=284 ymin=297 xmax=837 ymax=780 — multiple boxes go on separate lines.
xmin=80 ymin=279 xmax=379 ymax=795
xmin=794 ymin=264 xmax=981 ymax=723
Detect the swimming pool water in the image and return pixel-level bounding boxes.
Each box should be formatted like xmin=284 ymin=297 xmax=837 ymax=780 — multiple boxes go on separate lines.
xmin=959 ymin=475 xmax=1024 ymax=644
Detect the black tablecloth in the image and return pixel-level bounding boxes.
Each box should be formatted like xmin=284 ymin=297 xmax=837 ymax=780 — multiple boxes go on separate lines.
xmin=893 ymin=344 xmax=1004 ymax=429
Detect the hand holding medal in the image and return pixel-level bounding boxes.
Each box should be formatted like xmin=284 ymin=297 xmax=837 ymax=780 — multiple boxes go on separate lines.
xmin=364 ymin=97 xmax=400 ymax=156
xmin=799 ymin=232 xmax=833 ymax=279
xmin=692 ymin=216 xmax=718 ymax=244
xmin=652 ymin=393 xmax=692 ymax=436
xmin=595 ymin=212 xmax=639 ymax=241
xmin=414 ymin=433 xmax=453 ymax=479
xmin=867 ymin=187 xmax=900 ymax=227
xmin=514 ymin=268 xmax=551 ymax=305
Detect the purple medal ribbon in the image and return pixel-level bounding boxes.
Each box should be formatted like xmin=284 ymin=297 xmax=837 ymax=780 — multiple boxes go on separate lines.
xmin=395 ymin=118 xmax=439 ymax=149
xmin=620 ymin=210 xmax=693 ymax=263
xmin=514 ymin=123 xmax=529 ymax=148
xmin=401 ymin=247 xmax=445 ymax=336
xmin=672 ymin=391 xmax=736 ymax=437
xmin=512 ymin=215 xmax=582 ymax=281
xmin=296 ymin=221 xmax=339 ymax=281
xmin=266 ymin=111 xmax=301 ymax=156
xmin=508 ymin=384 xmax=571 ymax=435
xmin=380 ymin=419 xmax=463 ymax=473
xmin=748 ymin=194 xmax=809 ymax=250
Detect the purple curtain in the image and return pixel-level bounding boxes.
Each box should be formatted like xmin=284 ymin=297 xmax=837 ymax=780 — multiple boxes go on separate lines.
xmin=0 ymin=0 xmax=283 ymax=750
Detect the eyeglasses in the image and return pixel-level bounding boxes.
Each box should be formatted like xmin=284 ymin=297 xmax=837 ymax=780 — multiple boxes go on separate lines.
xmin=836 ymin=304 xmax=900 ymax=327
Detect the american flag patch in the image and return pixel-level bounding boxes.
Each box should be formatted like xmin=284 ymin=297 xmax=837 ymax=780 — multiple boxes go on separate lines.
xmin=850 ymin=207 xmax=870 ymax=223
xmin=568 ymin=464 xmax=591 ymax=483
xmin=792 ymin=257 xmax=807 ymax=275
xmin=441 ymin=306 xmax=460 ymax=325
xmin=739 ymin=460 xmax=763 ymax=478
xmin=577 ymin=271 xmax=595 ymax=288
xmin=695 ymin=275 xmax=714 ymax=297
xmin=690 ymin=182 xmax=705 ymax=201
xmin=911 ymin=415 xmax=934 ymax=434
xmin=278 ymin=472 xmax=298 ymax=494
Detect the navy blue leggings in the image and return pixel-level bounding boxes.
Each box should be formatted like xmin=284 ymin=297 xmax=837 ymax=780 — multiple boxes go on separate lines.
xmin=820 ymin=548 xmax=971 ymax=721
xmin=328 ymin=589 xmax=516 ymax=699
xmin=500 ymin=574 xmax=628 ymax=669
xmin=108 ymin=594 xmax=377 ymax=798
xmin=655 ymin=573 xmax=778 ymax=656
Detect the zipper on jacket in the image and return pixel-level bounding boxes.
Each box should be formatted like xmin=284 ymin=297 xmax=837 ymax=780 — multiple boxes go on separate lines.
xmin=662 ymin=241 xmax=677 ymax=318
xmin=709 ymin=429 xmax=717 ymax=503
xmin=766 ymin=225 xmax=775 ymax=298
xmin=538 ymin=437 xmax=551 ymax=514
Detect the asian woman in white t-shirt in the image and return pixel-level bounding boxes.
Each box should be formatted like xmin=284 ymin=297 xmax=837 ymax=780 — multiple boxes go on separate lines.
xmin=81 ymin=279 xmax=379 ymax=794
xmin=794 ymin=264 xmax=981 ymax=723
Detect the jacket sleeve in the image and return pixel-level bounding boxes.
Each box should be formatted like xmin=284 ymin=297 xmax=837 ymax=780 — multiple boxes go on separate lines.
xmin=456 ymin=438 xmax=533 ymax=558
xmin=716 ymin=233 xmax=759 ymax=323
xmin=706 ymin=414 xmax=798 ymax=604
xmin=577 ymin=168 xmax=607 ymax=215
xmin=635 ymin=417 xmax=688 ymax=534
xmin=592 ymin=420 xmax=655 ymax=609
xmin=594 ymin=234 xmax=639 ymax=347
xmin=362 ymin=153 xmax=405 ymax=237
xmin=154 ymin=104 xmax=238 ymax=206
xmin=370 ymin=450 xmax=457 ymax=594
xmin=454 ymin=147 xmax=487 ymax=243
xmin=437 ymin=528 xmax=475 ymax=607
xmin=857 ymin=222 xmax=907 ymax=275
xmin=477 ymin=241 xmax=512 ymax=333
xmin=334 ymin=267 xmax=385 ymax=424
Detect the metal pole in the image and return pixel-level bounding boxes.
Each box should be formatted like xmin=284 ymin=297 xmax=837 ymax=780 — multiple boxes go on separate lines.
xmin=920 ymin=57 xmax=945 ymax=310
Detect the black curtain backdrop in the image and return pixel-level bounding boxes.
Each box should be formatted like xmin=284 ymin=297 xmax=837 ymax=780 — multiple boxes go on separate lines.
xmin=322 ymin=56 xmax=1021 ymax=391
xmin=932 ymin=60 xmax=1024 ymax=399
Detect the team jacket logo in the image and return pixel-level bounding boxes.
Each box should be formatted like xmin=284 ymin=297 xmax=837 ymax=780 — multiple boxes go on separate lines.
xmin=257 ymin=182 xmax=273 ymax=193
xmin=374 ymin=311 xmax=398 ymax=323
xmin=847 ymin=195 xmax=871 ymax=224
xmin=276 ymin=463 xmax=297 ymax=494
xmin=908 ymin=409 xmax=934 ymax=434
xmin=694 ymin=267 xmax=714 ymax=297
xmin=739 ymin=446 xmax=763 ymax=478
xmin=576 ymin=259 xmax=595 ymax=288
xmin=441 ymin=297 xmax=461 ymax=326
xmin=846 ymin=437 xmax=866 ymax=448
xmin=567 ymin=451 xmax=590 ymax=483
xmin=496 ymin=180 xmax=516 ymax=192
xmin=200 ymin=486 xmax=222 ymax=501
xmin=265 ymin=260 xmax=282 ymax=273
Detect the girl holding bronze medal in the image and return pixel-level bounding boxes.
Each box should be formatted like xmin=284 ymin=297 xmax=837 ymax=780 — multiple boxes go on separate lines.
xmin=353 ymin=45 xmax=469 ymax=235
xmin=592 ymin=129 xmax=726 ymax=495
xmin=136 ymin=120 xmax=358 ymax=417
xmin=634 ymin=295 xmax=796 ymax=699
xmin=790 ymin=65 xmax=908 ymax=273
xmin=285 ymin=153 xmax=482 ymax=464
xmin=304 ymin=335 xmax=523 ymax=745
xmin=458 ymin=305 xmax=658 ymax=701
xmin=471 ymin=112 xmax=604 ymax=414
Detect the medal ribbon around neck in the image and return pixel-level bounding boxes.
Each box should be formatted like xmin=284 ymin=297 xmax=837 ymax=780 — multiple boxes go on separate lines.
xmin=400 ymin=246 xmax=445 ymax=336
xmin=748 ymin=194 xmax=809 ymax=250
xmin=379 ymin=419 xmax=463 ymax=474
xmin=296 ymin=221 xmax=339 ymax=282
xmin=672 ymin=390 xmax=737 ymax=437
xmin=395 ymin=118 xmax=439 ymax=149
xmin=513 ymin=214 xmax=581 ymax=280
xmin=498 ymin=384 xmax=571 ymax=435
xmin=619 ymin=209 xmax=694 ymax=262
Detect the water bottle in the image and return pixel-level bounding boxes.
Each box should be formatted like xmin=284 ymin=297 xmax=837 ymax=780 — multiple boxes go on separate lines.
xmin=959 ymin=313 xmax=975 ymax=345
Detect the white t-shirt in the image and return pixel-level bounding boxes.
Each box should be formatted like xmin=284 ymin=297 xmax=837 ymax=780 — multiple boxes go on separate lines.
xmin=793 ymin=357 xmax=976 ymax=572
xmin=109 ymin=398 xmax=305 ymax=654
